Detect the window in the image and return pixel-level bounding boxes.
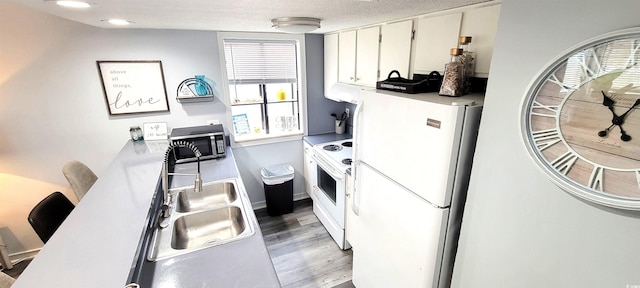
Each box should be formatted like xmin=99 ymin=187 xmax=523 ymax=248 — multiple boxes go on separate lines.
xmin=218 ymin=33 xmax=306 ymax=145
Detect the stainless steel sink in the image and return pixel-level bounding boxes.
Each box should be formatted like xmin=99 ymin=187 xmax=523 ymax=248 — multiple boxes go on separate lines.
xmin=172 ymin=206 xmax=246 ymax=250
xmin=147 ymin=179 xmax=255 ymax=261
xmin=175 ymin=181 xmax=237 ymax=212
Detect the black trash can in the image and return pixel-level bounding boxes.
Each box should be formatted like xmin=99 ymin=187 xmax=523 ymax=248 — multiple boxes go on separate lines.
xmin=261 ymin=164 xmax=295 ymax=216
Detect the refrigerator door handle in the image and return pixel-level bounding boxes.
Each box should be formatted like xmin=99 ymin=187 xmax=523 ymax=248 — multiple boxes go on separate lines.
xmin=351 ymin=98 xmax=365 ymax=216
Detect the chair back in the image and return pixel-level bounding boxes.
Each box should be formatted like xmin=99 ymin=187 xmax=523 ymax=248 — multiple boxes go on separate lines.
xmin=62 ymin=160 xmax=97 ymax=200
xmin=28 ymin=192 xmax=75 ymax=243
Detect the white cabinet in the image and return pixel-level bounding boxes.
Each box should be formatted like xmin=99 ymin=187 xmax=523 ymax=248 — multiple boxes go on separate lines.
xmin=460 ymin=4 xmax=501 ymax=77
xmin=338 ymin=30 xmax=356 ymax=84
xmin=413 ymin=13 xmax=463 ymax=75
xmin=325 ymin=4 xmax=500 ymax=100
xmin=324 ymin=33 xmax=339 ymax=101
xmin=303 ymin=141 xmax=316 ymax=200
xmin=378 ymin=20 xmax=414 ymax=80
xmin=338 ymin=26 xmax=380 ymax=87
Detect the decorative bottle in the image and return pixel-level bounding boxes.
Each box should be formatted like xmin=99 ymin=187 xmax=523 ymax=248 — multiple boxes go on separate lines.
xmin=458 ymin=36 xmax=475 ymax=94
xmin=439 ymin=48 xmax=465 ymax=97
xmin=195 ymin=75 xmax=208 ymax=96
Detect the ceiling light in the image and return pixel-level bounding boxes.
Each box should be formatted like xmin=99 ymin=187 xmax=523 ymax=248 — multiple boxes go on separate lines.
xmin=271 ymin=17 xmax=321 ymax=34
xmin=55 ymin=1 xmax=90 ymax=8
xmin=105 ymin=19 xmax=133 ymax=26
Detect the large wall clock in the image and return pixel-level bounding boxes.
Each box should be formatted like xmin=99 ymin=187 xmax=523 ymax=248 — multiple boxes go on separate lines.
xmin=521 ymin=27 xmax=640 ymax=210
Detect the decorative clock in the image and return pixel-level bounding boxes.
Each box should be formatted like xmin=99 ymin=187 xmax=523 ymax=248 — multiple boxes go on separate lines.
xmin=521 ymin=27 xmax=640 ymax=210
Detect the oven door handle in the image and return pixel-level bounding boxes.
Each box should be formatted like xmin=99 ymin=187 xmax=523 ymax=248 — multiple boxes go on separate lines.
xmin=312 ymin=153 xmax=344 ymax=181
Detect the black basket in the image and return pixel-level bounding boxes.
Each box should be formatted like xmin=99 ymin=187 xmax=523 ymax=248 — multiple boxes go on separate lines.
xmin=376 ymin=70 xmax=442 ymax=94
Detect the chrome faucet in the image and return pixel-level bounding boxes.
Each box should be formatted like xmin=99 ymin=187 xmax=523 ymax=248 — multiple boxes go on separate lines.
xmin=159 ymin=141 xmax=203 ymax=228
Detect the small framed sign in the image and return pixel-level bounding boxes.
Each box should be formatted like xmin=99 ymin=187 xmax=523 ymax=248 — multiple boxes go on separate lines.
xmin=232 ymin=114 xmax=250 ymax=135
xmin=97 ymin=60 xmax=170 ymax=115
xmin=143 ymin=122 xmax=169 ymax=140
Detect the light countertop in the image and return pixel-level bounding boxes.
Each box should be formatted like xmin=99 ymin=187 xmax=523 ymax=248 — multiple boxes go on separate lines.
xmin=13 ymin=140 xmax=279 ymax=288
xmin=303 ymin=133 xmax=352 ymax=146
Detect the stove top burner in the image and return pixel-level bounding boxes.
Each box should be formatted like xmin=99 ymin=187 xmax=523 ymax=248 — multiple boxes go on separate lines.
xmin=323 ymin=144 xmax=343 ymax=152
xmin=314 ymin=139 xmax=353 ymax=173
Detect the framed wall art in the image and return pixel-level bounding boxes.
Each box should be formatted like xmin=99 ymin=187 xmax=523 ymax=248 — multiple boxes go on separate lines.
xmin=97 ymin=60 xmax=170 ymax=115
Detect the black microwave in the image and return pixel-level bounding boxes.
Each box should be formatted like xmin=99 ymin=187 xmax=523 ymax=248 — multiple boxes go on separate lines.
xmin=169 ymin=124 xmax=226 ymax=163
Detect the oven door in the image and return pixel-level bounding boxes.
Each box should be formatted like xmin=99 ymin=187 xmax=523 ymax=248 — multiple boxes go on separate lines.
xmin=312 ymin=153 xmax=346 ymax=228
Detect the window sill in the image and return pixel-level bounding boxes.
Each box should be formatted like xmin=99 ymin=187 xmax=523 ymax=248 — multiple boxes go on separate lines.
xmin=231 ymin=132 xmax=304 ymax=148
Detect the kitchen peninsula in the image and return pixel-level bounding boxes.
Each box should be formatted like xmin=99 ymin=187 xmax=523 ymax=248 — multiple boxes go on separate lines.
xmin=12 ymin=140 xmax=280 ymax=288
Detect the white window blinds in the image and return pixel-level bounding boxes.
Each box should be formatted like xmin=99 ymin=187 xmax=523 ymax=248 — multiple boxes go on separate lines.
xmin=224 ymin=39 xmax=298 ymax=85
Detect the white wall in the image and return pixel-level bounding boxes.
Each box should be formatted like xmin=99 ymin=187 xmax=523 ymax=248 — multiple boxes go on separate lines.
xmin=0 ymin=2 xmax=226 ymax=259
xmin=0 ymin=2 xmax=323 ymax=261
xmin=452 ymin=0 xmax=640 ymax=286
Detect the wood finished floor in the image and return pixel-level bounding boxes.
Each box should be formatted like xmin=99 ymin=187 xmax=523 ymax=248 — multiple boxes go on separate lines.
xmin=255 ymin=198 xmax=355 ymax=288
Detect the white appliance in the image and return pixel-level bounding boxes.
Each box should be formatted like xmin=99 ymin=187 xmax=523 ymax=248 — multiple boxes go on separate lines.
xmin=311 ymin=139 xmax=353 ymax=250
xmin=350 ymin=89 xmax=483 ymax=288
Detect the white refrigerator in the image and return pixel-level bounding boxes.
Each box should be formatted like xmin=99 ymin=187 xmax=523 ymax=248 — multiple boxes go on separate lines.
xmin=349 ymin=89 xmax=483 ymax=288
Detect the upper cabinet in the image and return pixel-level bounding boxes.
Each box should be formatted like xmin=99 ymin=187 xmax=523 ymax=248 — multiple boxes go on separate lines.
xmin=323 ymin=3 xmax=501 ymax=100
xmin=324 ymin=33 xmax=339 ymax=101
xmin=378 ymin=20 xmax=414 ymax=80
xmin=413 ymin=4 xmax=501 ymax=77
xmin=338 ymin=30 xmax=356 ymax=84
xmin=338 ymin=26 xmax=380 ymax=87
xmin=459 ymin=4 xmax=501 ymax=77
xmin=413 ymin=13 xmax=463 ymax=75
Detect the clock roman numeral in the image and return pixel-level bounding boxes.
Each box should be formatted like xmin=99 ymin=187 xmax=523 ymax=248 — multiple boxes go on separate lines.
xmin=551 ymin=151 xmax=579 ymax=175
xmin=532 ymin=128 xmax=562 ymax=151
xmin=579 ymin=48 xmax=601 ymax=79
xmin=636 ymin=171 xmax=640 ymax=191
xmin=588 ymin=165 xmax=604 ymax=191
xmin=547 ymin=74 xmax=576 ymax=91
xmin=531 ymin=101 xmax=560 ymax=118
xmin=625 ymin=42 xmax=640 ymax=69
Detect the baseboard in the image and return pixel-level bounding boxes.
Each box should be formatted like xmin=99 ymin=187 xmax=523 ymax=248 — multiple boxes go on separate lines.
xmin=10 ymin=248 xmax=39 ymax=261
xmin=252 ymin=192 xmax=310 ymax=210
xmin=2 ymin=248 xmax=40 ymax=267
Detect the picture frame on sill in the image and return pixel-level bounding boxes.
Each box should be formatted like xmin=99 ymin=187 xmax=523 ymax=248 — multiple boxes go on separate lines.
xmin=97 ymin=60 xmax=170 ymax=115
xmin=143 ymin=122 xmax=168 ymax=140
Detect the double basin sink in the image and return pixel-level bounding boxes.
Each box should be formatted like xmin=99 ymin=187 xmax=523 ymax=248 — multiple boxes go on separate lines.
xmin=147 ymin=179 xmax=255 ymax=261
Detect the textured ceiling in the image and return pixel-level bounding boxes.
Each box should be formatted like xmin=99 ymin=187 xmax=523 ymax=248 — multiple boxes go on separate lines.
xmin=9 ymin=0 xmax=494 ymax=33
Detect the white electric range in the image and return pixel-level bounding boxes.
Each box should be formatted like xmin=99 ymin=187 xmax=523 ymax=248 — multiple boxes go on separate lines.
xmin=311 ymin=139 xmax=353 ymax=250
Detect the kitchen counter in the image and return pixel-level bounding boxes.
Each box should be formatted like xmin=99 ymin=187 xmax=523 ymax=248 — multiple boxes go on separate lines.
xmin=303 ymin=132 xmax=352 ymax=146
xmin=136 ymin=150 xmax=280 ymax=287
xmin=12 ymin=140 xmax=279 ymax=288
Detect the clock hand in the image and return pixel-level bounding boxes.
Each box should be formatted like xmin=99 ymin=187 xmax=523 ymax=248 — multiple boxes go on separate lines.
xmin=598 ymin=124 xmax=615 ymax=137
xmin=601 ymin=90 xmax=615 ymax=108
xmin=611 ymin=98 xmax=640 ymax=142
xmin=598 ymin=91 xmax=638 ymax=141
xmin=615 ymin=98 xmax=640 ymax=124
xmin=620 ymin=126 xmax=631 ymax=142
xmin=599 ymin=91 xmax=620 ymax=138
xmin=601 ymin=90 xmax=618 ymax=118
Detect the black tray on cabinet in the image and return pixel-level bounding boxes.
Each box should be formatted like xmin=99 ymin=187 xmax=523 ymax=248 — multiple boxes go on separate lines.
xmin=376 ymin=70 xmax=442 ymax=94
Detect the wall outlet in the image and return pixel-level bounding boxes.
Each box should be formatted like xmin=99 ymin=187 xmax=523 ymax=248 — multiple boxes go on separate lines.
xmin=345 ymin=108 xmax=350 ymax=118
xmin=206 ymin=119 xmax=220 ymax=125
